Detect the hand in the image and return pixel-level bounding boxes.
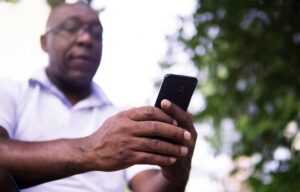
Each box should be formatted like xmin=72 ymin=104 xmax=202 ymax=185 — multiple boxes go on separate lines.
xmin=159 ymin=99 xmax=197 ymax=185
xmin=84 ymin=105 xmax=192 ymax=172
xmin=0 ymin=167 xmax=19 ymax=192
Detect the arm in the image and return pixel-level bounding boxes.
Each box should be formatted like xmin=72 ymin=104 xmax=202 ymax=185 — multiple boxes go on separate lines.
xmin=0 ymin=129 xmax=19 ymax=192
xmin=130 ymin=100 xmax=197 ymax=192
xmin=0 ymin=105 xmax=191 ymax=189
xmin=0 ymin=126 xmax=92 ymax=189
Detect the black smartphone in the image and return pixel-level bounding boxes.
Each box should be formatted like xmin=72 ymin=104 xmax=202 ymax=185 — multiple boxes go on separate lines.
xmin=155 ymin=74 xmax=198 ymax=111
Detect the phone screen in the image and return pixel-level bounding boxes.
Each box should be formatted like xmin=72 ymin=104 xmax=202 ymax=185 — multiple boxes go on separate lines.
xmin=155 ymin=74 xmax=198 ymax=111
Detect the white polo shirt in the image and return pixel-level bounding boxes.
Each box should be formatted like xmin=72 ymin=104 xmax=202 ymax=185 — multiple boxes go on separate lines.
xmin=0 ymin=69 xmax=155 ymax=192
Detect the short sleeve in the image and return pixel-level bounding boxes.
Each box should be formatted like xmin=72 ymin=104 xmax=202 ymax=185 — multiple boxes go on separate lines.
xmin=124 ymin=164 xmax=160 ymax=183
xmin=0 ymin=79 xmax=20 ymax=137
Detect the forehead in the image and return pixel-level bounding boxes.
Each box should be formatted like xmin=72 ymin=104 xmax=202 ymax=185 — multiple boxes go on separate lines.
xmin=48 ymin=3 xmax=100 ymax=25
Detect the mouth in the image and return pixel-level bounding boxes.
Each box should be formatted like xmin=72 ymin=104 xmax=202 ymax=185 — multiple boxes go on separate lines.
xmin=68 ymin=54 xmax=98 ymax=68
xmin=66 ymin=54 xmax=99 ymax=77
xmin=70 ymin=55 xmax=94 ymax=62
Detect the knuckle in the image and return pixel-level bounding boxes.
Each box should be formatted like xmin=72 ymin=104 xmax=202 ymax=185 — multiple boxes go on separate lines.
xmin=120 ymin=108 xmax=132 ymax=115
xmin=144 ymin=154 xmax=154 ymax=163
xmin=130 ymin=107 xmax=139 ymax=118
xmin=150 ymin=139 xmax=160 ymax=151
xmin=118 ymin=149 xmax=133 ymax=163
xmin=118 ymin=119 xmax=133 ymax=132
xmin=151 ymin=121 xmax=160 ymax=136
xmin=144 ymin=106 xmax=156 ymax=118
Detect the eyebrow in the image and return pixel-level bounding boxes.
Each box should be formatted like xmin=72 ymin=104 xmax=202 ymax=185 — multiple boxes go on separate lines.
xmin=45 ymin=16 xmax=102 ymax=34
xmin=63 ymin=16 xmax=101 ymax=25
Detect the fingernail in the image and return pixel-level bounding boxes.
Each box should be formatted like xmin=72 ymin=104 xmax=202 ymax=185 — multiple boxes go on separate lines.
xmin=181 ymin=146 xmax=189 ymax=156
xmin=162 ymin=99 xmax=171 ymax=107
xmin=184 ymin=131 xmax=191 ymax=140
xmin=173 ymin=119 xmax=178 ymax=126
xmin=170 ymin=157 xmax=177 ymax=164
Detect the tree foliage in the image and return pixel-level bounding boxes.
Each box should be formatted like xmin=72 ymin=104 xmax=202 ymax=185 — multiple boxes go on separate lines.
xmin=0 ymin=0 xmax=20 ymax=3
xmin=167 ymin=0 xmax=300 ymax=191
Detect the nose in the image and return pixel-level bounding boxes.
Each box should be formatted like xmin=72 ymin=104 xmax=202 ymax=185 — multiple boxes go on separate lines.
xmin=75 ymin=28 xmax=94 ymax=48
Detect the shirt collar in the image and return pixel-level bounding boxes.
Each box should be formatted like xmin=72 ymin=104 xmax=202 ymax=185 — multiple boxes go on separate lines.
xmin=28 ymin=68 xmax=111 ymax=110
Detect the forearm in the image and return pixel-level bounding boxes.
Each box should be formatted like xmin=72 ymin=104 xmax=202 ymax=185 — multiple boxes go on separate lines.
xmin=0 ymin=137 xmax=91 ymax=189
xmin=131 ymin=169 xmax=189 ymax=192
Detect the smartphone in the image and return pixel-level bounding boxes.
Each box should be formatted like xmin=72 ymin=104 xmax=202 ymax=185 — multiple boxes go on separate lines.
xmin=155 ymin=74 xmax=198 ymax=111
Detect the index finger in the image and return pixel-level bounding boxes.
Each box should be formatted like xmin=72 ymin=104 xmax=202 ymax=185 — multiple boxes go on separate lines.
xmin=126 ymin=106 xmax=177 ymax=126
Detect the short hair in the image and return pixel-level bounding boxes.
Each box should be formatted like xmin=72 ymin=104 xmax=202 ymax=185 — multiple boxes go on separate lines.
xmin=47 ymin=0 xmax=91 ymax=9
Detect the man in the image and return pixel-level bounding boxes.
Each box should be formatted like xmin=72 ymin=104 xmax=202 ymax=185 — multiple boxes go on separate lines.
xmin=0 ymin=2 xmax=197 ymax=192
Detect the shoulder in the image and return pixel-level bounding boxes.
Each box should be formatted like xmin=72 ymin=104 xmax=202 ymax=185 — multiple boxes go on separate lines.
xmin=0 ymin=79 xmax=26 ymax=136
xmin=0 ymin=79 xmax=23 ymax=98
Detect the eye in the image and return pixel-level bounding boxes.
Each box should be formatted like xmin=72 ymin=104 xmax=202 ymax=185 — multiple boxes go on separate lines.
xmin=60 ymin=19 xmax=81 ymax=34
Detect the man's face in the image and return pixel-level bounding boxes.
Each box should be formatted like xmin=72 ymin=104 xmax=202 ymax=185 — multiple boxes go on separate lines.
xmin=42 ymin=3 xmax=103 ymax=87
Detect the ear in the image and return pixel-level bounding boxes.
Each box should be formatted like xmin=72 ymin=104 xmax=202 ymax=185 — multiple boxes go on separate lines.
xmin=40 ymin=34 xmax=48 ymax=53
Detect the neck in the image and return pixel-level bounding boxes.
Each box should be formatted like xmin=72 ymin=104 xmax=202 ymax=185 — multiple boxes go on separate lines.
xmin=61 ymin=84 xmax=92 ymax=105
xmin=46 ymin=70 xmax=92 ymax=105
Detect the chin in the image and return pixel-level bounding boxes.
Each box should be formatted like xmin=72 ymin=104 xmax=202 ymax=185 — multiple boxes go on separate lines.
xmin=66 ymin=73 xmax=94 ymax=88
xmin=74 ymin=76 xmax=93 ymax=85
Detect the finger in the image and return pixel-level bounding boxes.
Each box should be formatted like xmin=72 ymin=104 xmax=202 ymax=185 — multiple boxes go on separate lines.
xmin=133 ymin=121 xmax=191 ymax=144
xmin=133 ymin=137 xmax=189 ymax=157
xmin=161 ymin=99 xmax=196 ymax=135
xmin=134 ymin=151 xmax=177 ymax=167
xmin=126 ymin=106 xmax=177 ymax=125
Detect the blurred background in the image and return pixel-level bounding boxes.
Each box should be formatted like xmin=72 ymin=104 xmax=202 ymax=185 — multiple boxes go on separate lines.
xmin=1 ymin=0 xmax=300 ymax=191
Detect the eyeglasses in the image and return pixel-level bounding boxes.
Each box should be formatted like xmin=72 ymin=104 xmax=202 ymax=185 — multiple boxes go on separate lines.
xmin=45 ymin=17 xmax=103 ymax=43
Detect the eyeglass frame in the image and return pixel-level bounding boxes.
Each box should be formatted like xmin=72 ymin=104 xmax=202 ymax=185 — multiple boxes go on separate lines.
xmin=44 ymin=17 xmax=103 ymax=44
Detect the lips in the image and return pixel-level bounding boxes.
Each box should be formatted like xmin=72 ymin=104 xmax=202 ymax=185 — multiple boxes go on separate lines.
xmin=68 ymin=53 xmax=97 ymax=68
xmin=70 ymin=55 xmax=94 ymax=62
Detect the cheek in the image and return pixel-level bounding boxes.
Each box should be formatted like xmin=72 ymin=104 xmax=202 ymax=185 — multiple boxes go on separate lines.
xmin=95 ymin=45 xmax=103 ymax=62
xmin=48 ymin=39 xmax=70 ymax=66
